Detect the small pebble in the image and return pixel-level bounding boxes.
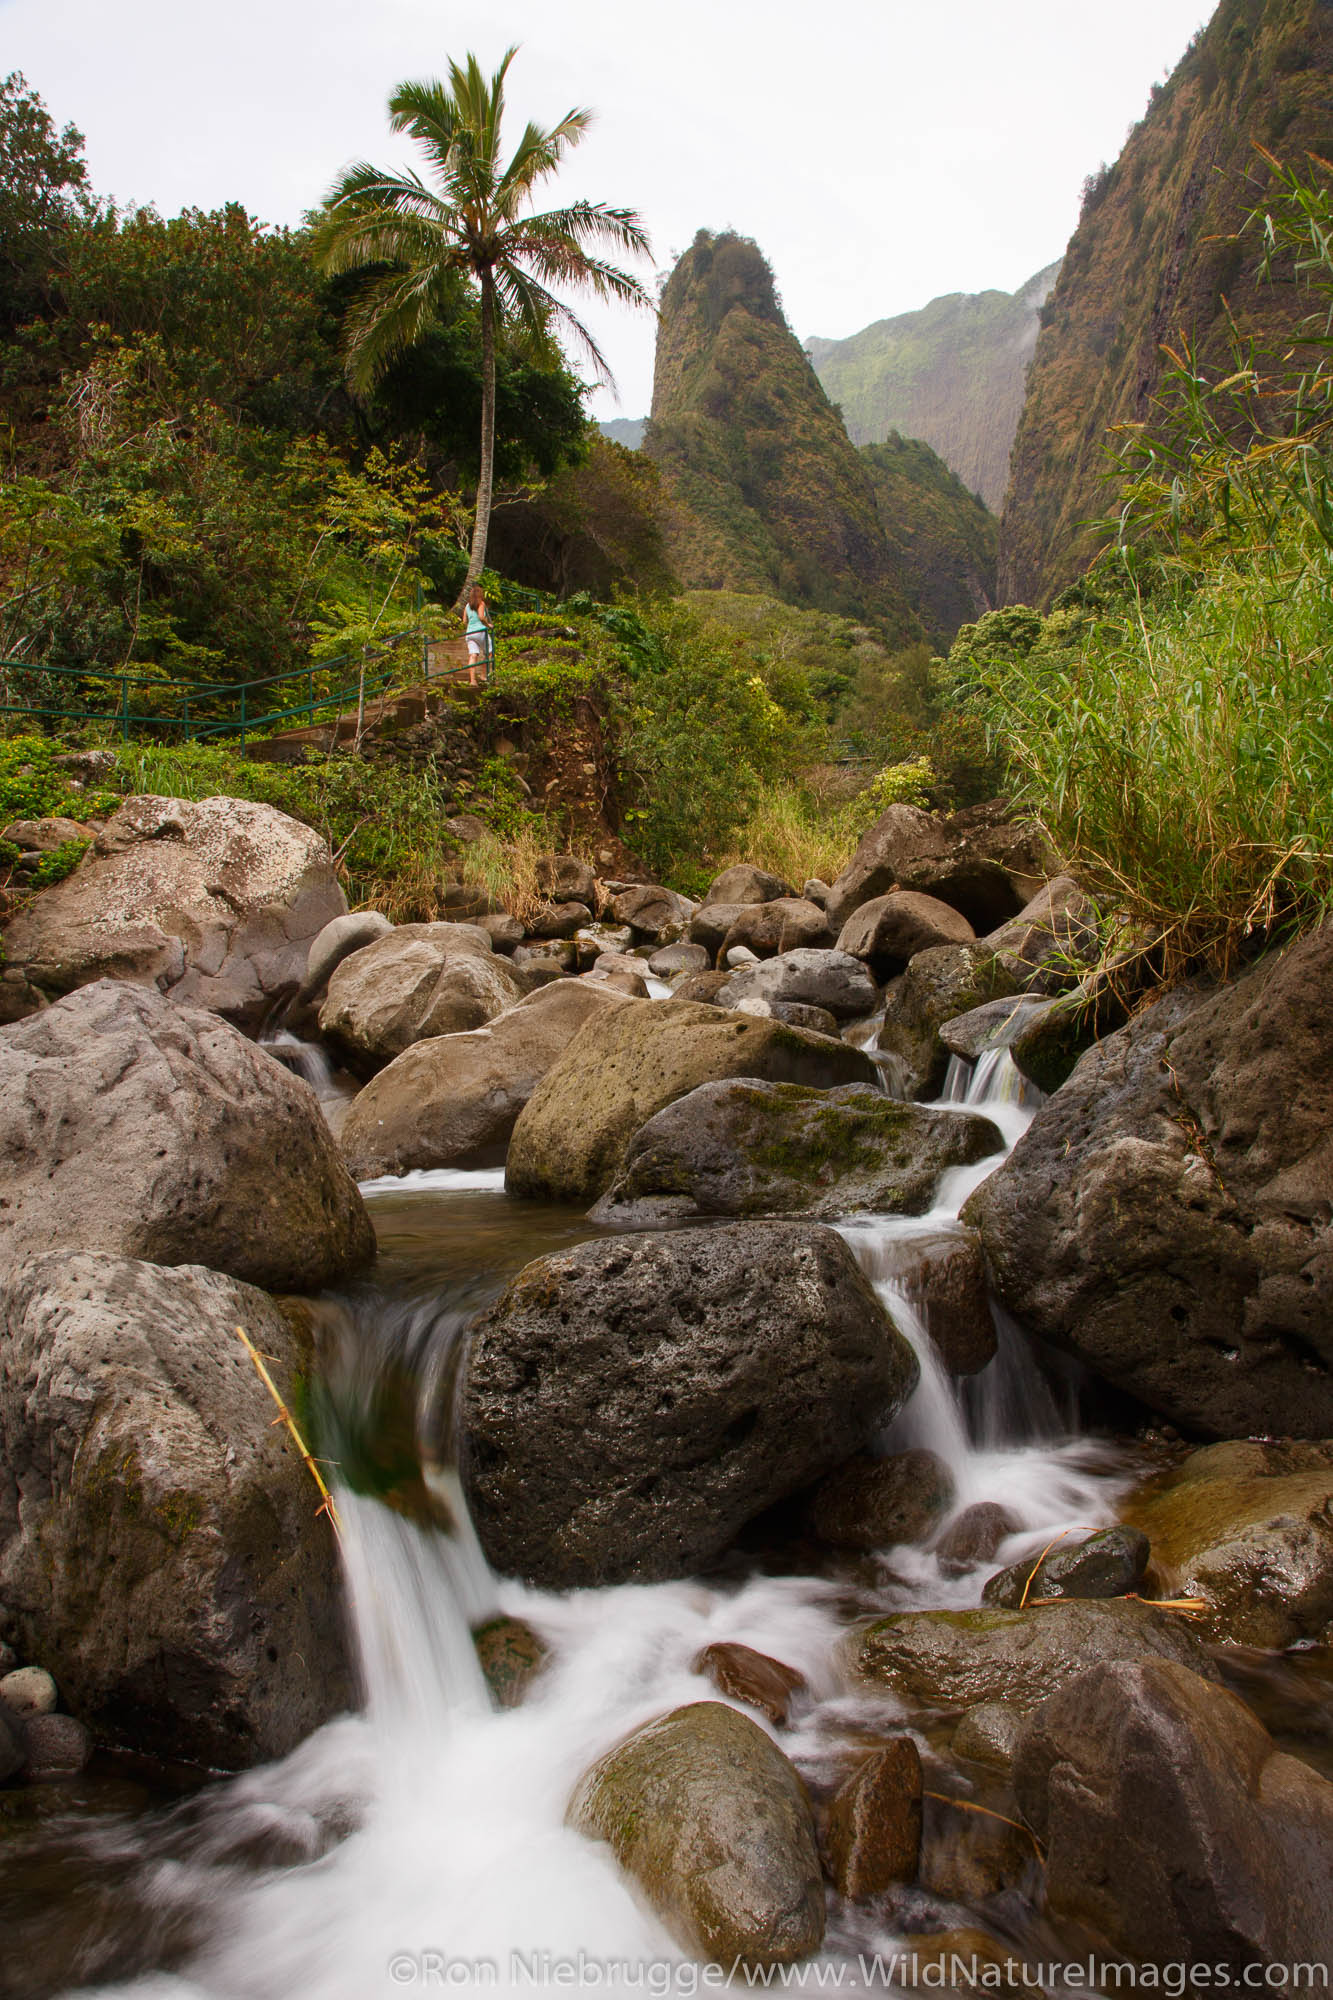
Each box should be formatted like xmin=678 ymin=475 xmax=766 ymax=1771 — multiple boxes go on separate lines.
xmin=0 ymin=1665 xmax=58 ymax=1717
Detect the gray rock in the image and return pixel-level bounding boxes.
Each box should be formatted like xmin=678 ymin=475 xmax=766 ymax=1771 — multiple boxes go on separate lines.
xmin=939 ymin=993 xmax=1053 ymax=1060
xmin=687 ymin=902 xmax=753 ymax=955
xmin=1 ymin=815 xmax=89 ymax=854
xmin=297 ymin=910 xmax=393 ymax=1004
xmin=1014 ymin=1659 xmax=1333 ymax=1972
xmin=981 ymin=1526 xmax=1150 ymax=1608
xmin=855 ymin=1598 xmax=1218 ymax=1711
xmin=507 ymin=998 xmax=878 ymax=1206
xmin=0 ymin=1665 xmax=56 ymax=1716
xmin=574 ymin=923 xmax=633 ymax=969
xmin=836 ymin=891 xmax=976 ymax=980
xmin=670 ymin=969 xmax=730 ymax=1004
xmin=802 ymin=879 xmax=830 ymax=909
xmin=983 ymin=874 xmax=1099 ymax=992
xmin=568 ymin=1701 xmax=823 ymax=1967
xmin=719 ymin=898 xmax=834 ymax=961
xmin=731 ymin=997 xmax=841 ymax=1038
xmin=811 ymin=1449 xmax=955 ymax=1551
xmin=964 ymin=927 xmax=1333 ymax=1438
xmin=952 ymin=1701 xmax=1023 ymax=1770
xmin=0 ymin=1252 xmax=354 ymax=1767
xmin=725 ymin=944 xmax=759 ymax=966
xmin=22 ymin=1712 xmax=92 ymax=1777
xmin=1 ymin=794 xmax=347 ymax=1029
xmin=0 ymin=980 xmax=373 ymax=1293
xmin=718 ymin=948 xmax=879 ymax=1022
xmin=934 ymin=1502 xmax=1022 ymax=1576
xmin=701 ymin=864 xmax=794 ymax=908
xmin=825 ymin=804 xmax=1044 ymax=934
xmin=527 ymin=901 xmax=593 ymax=941
xmin=461 ymin=1222 xmax=918 ymax=1587
xmin=863 ymin=1228 xmax=998 ymax=1374
xmin=339 ymin=980 xmax=631 ymax=1179
xmin=608 ymin=883 xmax=696 ymax=944
xmin=648 ymin=942 xmax=709 ymax=977
xmin=590 ymin=1080 xmax=1003 ymax=1228
xmin=581 ymin=963 xmax=649 ymax=998
xmin=514 ymin=941 xmax=576 ymax=974
xmin=319 ymin=922 xmax=520 ymax=1070
xmin=475 ymin=912 xmax=525 ymax=953
xmin=877 ymin=943 xmax=1019 ymax=1098
xmin=1007 ymin=974 xmax=1130 ymax=1094
xmin=534 ymin=853 xmax=596 ymax=906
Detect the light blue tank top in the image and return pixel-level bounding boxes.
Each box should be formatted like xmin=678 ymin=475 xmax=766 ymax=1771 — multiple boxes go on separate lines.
xmin=466 ymin=606 xmax=488 ymax=635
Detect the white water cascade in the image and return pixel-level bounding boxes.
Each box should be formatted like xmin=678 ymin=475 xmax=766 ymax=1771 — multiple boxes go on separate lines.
xmin=68 ymin=1043 xmax=1134 ymax=2000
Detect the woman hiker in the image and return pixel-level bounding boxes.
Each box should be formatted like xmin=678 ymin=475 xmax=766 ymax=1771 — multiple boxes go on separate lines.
xmin=463 ymin=583 xmax=493 ymax=687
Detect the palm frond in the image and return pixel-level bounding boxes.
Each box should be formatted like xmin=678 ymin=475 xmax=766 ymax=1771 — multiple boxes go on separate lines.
xmin=497 ymin=109 xmax=593 ymax=208
xmin=496 ymin=264 xmax=615 ymax=384
xmin=339 ymin=264 xmax=453 ymax=394
xmin=387 ymin=78 xmax=464 ymax=178
xmin=510 ymin=232 xmax=653 ymax=312
xmin=515 ymin=199 xmax=651 ymax=262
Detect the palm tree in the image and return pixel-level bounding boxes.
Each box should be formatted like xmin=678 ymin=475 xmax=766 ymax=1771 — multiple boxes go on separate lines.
xmin=316 ymin=47 xmax=651 ymax=595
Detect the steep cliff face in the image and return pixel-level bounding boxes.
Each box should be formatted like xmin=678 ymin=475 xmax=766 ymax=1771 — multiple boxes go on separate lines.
xmin=806 ymin=265 xmax=1059 ymax=511
xmin=861 ymin=435 xmax=997 ymax=645
xmin=643 ymin=231 xmax=923 ymax=641
xmin=999 ymin=0 xmax=1333 ymax=606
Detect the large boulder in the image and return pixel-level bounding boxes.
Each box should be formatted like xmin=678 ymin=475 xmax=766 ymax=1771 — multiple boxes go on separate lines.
xmin=535 ymin=853 xmax=596 ymax=906
xmin=607 ymin=883 xmax=696 ymax=944
xmin=340 ymin=981 xmax=631 ymax=1179
xmin=687 ymin=901 xmax=756 ymax=956
xmin=0 ymin=1252 xmax=354 ymax=1767
xmin=460 ymin=1222 xmax=918 ymax=1586
xmin=854 ymin=1598 xmax=1217 ymax=1712
xmin=718 ymin=898 xmax=834 ymax=961
xmin=825 ymin=804 xmax=1046 ymax=935
xmin=717 ymin=948 xmax=880 ymax=1023
xmin=982 ymin=874 xmax=1099 ymax=993
xmin=296 ymin=909 xmax=393 ymax=1005
xmin=568 ymin=1702 xmax=823 ymax=1967
xmin=1122 ymin=1440 xmax=1333 ymax=1648
xmin=506 ymin=998 xmax=877 ymax=1205
xmin=1014 ymin=1660 xmax=1333 ymax=1973
xmin=836 ymin=892 xmax=975 ymax=981
xmin=876 ymin=943 xmax=1019 ymax=1099
xmin=0 ymin=981 xmax=372 ymax=1292
xmin=318 ymin=921 xmax=521 ymax=1071
xmin=701 ymin=864 xmax=794 ymax=907
xmin=590 ymin=1080 xmax=1003 ymax=1227
xmin=0 ymin=794 xmax=348 ymax=1029
xmin=963 ymin=928 xmax=1333 ymax=1438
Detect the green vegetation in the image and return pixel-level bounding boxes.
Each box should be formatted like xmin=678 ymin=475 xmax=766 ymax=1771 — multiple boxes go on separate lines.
xmin=958 ymin=160 xmax=1333 ymax=976
xmin=316 ymin=47 xmax=650 ymax=593
xmin=861 ymin=434 xmax=997 ymax=646
xmin=807 ymin=262 xmax=1058 ymax=511
xmin=1000 ymin=0 xmax=1333 ymax=605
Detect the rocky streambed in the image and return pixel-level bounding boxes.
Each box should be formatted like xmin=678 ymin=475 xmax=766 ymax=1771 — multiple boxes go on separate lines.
xmin=1 ymin=790 xmax=1332 ymax=1996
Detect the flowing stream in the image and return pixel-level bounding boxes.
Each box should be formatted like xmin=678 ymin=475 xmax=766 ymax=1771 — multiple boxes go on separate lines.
xmin=10 ymin=1051 xmax=1148 ymax=1998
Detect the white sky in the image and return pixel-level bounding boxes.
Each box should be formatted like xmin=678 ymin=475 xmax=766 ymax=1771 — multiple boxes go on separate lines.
xmin=4 ymin=0 xmax=1213 ymax=418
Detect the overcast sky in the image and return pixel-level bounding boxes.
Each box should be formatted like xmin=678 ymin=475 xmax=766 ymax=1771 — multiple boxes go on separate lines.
xmin=5 ymin=0 xmax=1213 ymax=418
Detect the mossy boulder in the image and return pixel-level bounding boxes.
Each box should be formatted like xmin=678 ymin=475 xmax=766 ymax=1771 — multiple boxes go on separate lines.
xmin=567 ymin=1701 xmax=824 ymax=1967
xmin=1121 ymin=1440 xmax=1333 ymax=1647
xmin=590 ymin=1079 xmax=1002 ymax=1228
xmin=877 ymin=942 xmax=1020 ymax=1098
xmin=855 ymin=1598 xmax=1217 ymax=1713
xmin=506 ymin=998 xmax=876 ymax=1206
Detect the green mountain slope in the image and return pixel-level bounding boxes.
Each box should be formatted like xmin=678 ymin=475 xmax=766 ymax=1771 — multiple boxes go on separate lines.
xmin=643 ymin=230 xmax=923 ymax=642
xmin=806 ymin=264 xmax=1059 ymax=511
xmin=597 ymin=416 xmax=645 ymax=450
xmin=861 ymin=435 xmax=997 ymax=645
xmin=999 ymin=0 xmax=1333 ymax=606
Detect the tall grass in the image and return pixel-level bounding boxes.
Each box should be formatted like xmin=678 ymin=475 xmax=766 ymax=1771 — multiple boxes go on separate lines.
xmin=717 ymin=759 xmax=936 ymax=890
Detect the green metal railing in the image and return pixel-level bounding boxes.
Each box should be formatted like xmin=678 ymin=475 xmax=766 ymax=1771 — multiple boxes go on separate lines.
xmin=0 ymin=585 xmax=549 ymax=747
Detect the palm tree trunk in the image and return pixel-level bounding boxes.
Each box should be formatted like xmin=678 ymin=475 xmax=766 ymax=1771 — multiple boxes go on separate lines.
xmin=463 ymin=270 xmax=497 ymax=597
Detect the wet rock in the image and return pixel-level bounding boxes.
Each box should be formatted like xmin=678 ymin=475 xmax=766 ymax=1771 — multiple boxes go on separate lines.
xmin=920 ymin=1786 xmax=1035 ymax=1902
xmin=837 ymin=892 xmax=976 ymax=982
xmin=473 ymin=1616 xmax=548 ymax=1709
xmin=939 ymin=993 xmax=1053 ymax=1061
xmin=1007 ymin=975 xmax=1129 ymax=1095
xmin=717 ymin=948 xmax=880 ymax=1022
xmin=649 ymin=942 xmax=709 ymax=978
xmin=0 ymin=793 xmax=348 ymax=1030
xmin=296 ymin=910 xmax=394 ymax=1005
xmin=0 ymin=1252 xmax=353 ymax=1767
xmin=701 ymin=864 xmax=794 ymax=908
xmin=0 ymin=980 xmax=373 ymax=1292
xmin=823 ymin=1738 xmax=922 ymax=1898
xmin=0 ymin=1666 xmax=56 ymax=1717
xmin=981 ymin=1526 xmax=1150 ymax=1609
xmin=864 ymin=1228 xmax=998 ymax=1376
xmin=319 ymin=922 xmax=520 ymax=1071
xmin=983 ymin=874 xmax=1099 ymax=993
xmin=590 ymin=1080 xmax=1003 ymax=1228
xmin=896 ymin=1931 xmax=1042 ymax=1998
xmin=877 ymin=944 xmax=1020 ymax=1098
xmin=964 ymin=927 xmax=1333 ymax=1438
xmin=1014 ymin=1659 xmax=1333 ymax=1972
xmin=21 ymin=1712 xmax=92 ymax=1778
xmin=719 ymin=898 xmax=834 ymax=961
xmin=812 ymin=1450 xmax=956 ymax=1551
xmin=507 ymin=999 xmax=877 ymax=1206
xmin=461 ymin=1222 xmax=918 ymax=1587
xmin=856 ymin=1598 xmax=1218 ymax=1711
xmin=934 ymin=1503 xmax=1022 ymax=1577
xmin=670 ymin=969 xmax=730 ymax=1004
xmin=527 ymin=901 xmax=593 ymax=941
xmin=0 ymin=1702 xmax=23 ymax=1781
xmin=952 ymin=1701 xmax=1023 ymax=1770
xmin=825 ymin=804 xmax=1042 ymax=935
xmin=608 ymin=884 xmax=696 ymax=944
xmin=339 ymin=980 xmax=631 ymax=1179
xmin=1121 ymin=1439 xmax=1333 ymax=1647
xmin=692 ymin=1642 xmax=807 ymax=1727
xmin=568 ymin=1701 xmax=824 ymax=1967
xmin=535 ymin=853 xmax=596 ymax=906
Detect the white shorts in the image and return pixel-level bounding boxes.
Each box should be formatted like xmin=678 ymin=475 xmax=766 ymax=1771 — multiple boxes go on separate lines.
xmin=467 ymin=635 xmax=484 ymax=660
